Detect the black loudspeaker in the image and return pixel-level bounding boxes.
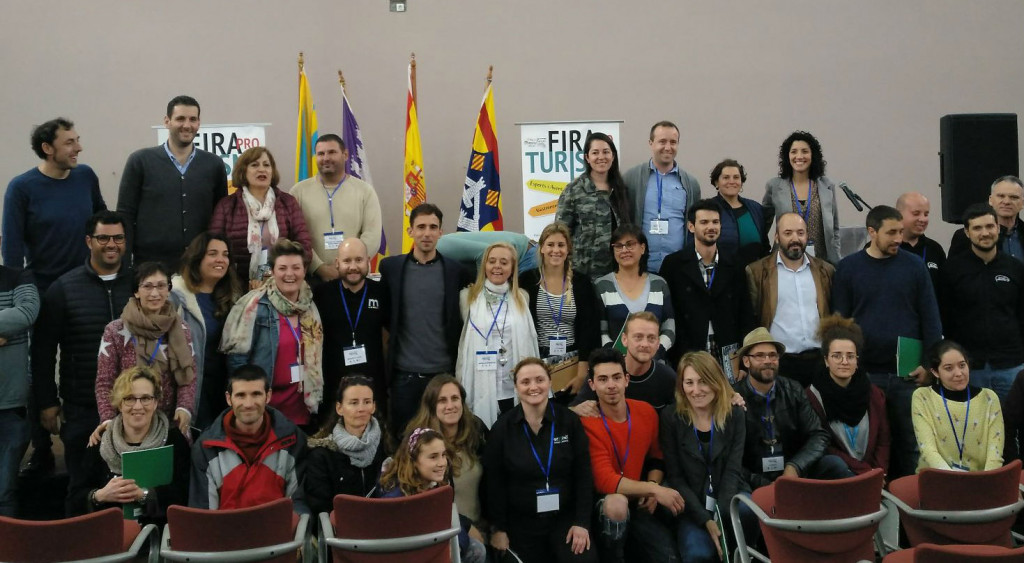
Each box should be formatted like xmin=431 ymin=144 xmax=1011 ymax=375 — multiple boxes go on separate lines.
xmin=940 ymin=113 xmax=1019 ymax=223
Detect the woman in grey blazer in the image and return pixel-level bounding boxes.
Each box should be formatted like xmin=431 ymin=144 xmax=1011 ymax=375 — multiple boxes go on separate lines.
xmin=762 ymin=131 xmax=841 ymax=263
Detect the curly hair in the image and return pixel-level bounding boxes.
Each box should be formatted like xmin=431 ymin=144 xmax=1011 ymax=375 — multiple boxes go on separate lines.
xmin=379 ymin=428 xmax=451 ymax=496
xmin=110 ymin=366 xmax=163 ymax=408
xmin=710 ymin=158 xmax=747 ymax=187
xmin=817 ymin=314 xmax=864 ymax=357
xmin=777 ymin=131 xmax=826 ymax=179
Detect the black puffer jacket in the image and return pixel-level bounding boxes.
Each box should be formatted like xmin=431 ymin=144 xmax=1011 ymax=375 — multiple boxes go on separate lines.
xmin=32 ymin=260 xmax=133 ymax=409
xmin=304 ymin=430 xmax=388 ymax=515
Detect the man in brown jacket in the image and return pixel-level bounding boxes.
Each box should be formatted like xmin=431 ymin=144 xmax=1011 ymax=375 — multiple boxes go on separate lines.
xmin=746 ymin=213 xmax=834 ymax=386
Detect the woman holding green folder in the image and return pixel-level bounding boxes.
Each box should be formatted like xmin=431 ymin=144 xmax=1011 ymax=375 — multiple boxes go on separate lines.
xmin=67 ymin=366 xmax=190 ymax=523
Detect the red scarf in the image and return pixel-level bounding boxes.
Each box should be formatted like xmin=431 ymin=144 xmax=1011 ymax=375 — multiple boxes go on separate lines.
xmin=223 ymin=411 xmax=272 ymax=464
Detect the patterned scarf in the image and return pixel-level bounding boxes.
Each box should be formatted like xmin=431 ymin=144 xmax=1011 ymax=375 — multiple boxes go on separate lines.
xmin=121 ymin=298 xmax=195 ymax=386
xmin=220 ymin=278 xmax=324 ymax=413
xmin=242 ymin=187 xmax=280 ymax=280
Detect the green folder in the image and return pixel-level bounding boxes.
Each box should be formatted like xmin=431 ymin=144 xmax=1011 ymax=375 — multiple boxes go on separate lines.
xmin=897 ymin=336 xmax=923 ymax=379
xmin=121 ymin=445 xmax=174 ymax=519
xmin=713 ymin=503 xmax=731 ymax=563
xmin=612 ymin=322 xmax=628 ymax=354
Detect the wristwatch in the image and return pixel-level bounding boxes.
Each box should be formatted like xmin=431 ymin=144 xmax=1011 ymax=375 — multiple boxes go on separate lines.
xmin=139 ymin=488 xmax=151 ymax=504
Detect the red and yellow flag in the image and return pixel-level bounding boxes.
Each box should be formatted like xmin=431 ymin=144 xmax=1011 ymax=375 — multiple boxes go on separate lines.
xmin=402 ymin=54 xmax=426 ymax=253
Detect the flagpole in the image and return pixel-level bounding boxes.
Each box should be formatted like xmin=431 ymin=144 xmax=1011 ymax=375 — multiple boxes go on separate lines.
xmin=298 ymin=51 xmax=304 ymax=73
xmin=338 ymin=70 xmax=346 ymax=92
xmin=410 ymin=52 xmax=417 ymax=107
xmin=486 ymin=65 xmax=493 ymax=86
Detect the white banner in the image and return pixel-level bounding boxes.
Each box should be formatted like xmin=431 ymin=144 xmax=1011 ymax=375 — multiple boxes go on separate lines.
xmin=155 ymin=123 xmax=268 ymax=191
xmin=518 ymin=121 xmax=622 ymax=241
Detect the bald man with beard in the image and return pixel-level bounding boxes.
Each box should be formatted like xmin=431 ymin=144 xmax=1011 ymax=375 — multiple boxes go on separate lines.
xmin=312 ymin=238 xmax=389 ymax=419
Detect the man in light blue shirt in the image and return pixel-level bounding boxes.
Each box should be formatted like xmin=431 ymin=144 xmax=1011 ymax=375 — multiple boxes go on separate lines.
xmin=623 ymin=121 xmax=701 ymax=274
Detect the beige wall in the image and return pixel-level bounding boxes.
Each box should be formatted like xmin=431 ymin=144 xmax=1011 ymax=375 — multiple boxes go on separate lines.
xmin=2 ymin=0 xmax=1022 ymax=251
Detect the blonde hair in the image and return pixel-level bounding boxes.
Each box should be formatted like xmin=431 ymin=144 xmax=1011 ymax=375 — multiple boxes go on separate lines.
xmin=110 ymin=366 xmax=163 ymax=408
xmin=380 ymin=428 xmax=451 ymax=496
xmin=536 ymin=221 xmax=574 ymax=284
xmin=466 ymin=242 xmax=527 ymax=311
xmin=673 ymin=351 xmax=733 ymax=429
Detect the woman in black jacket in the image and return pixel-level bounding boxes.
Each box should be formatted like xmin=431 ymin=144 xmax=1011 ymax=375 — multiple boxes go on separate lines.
xmin=519 ymin=221 xmax=601 ymax=394
xmin=660 ymin=351 xmax=755 ymax=562
xmin=304 ymin=376 xmax=389 ymax=514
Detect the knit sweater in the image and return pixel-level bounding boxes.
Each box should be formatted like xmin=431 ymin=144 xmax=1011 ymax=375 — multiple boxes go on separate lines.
xmin=117 ymin=145 xmax=227 ymax=271
xmin=594 ymin=272 xmax=675 ymax=352
xmin=912 ymin=385 xmax=1003 ymax=472
xmin=0 ymin=267 xmax=39 ymax=409
xmin=2 ymin=165 xmax=106 ymax=290
xmin=289 ymin=175 xmax=382 ymax=272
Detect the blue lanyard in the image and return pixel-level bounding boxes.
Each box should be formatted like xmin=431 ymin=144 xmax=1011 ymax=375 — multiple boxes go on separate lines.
xmin=323 ymin=176 xmax=344 ymax=231
xmin=790 ymin=180 xmax=814 ymax=222
xmin=281 ymin=314 xmax=302 ymax=363
xmin=703 ymin=264 xmax=717 ymax=290
xmin=693 ymin=424 xmax=715 ymax=494
xmin=749 ymin=381 xmax=777 ymax=454
xmin=130 ymin=335 xmax=163 ymax=366
xmin=522 ymin=405 xmax=556 ymax=488
xmin=940 ymin=386 xmax=971 ymax=465
xmin=921 ymin=246 xmax=927 ymax=263
xmin=339 ymin=282 xmax=368 ymax=343
xmin=542 ymin=276 xmax=566 ymax=332
xmin=842 ymin=423 xmax=860 ymax=450
xmin=599 ymin=404 xmax=631 ymax=476
xmin=470 ymin=294 xmax=506 ymax=342
xmin=656 ymin=171 xmax=664 ymax=217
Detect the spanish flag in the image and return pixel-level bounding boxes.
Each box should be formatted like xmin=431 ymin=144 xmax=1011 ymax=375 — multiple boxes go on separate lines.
xmin=457 ymin=68 xmax=502 ymax=232
xmin=402 ymin=55 xmax=426 ymax=253
xmin=295 ymin=52 xmax=319 ymax=183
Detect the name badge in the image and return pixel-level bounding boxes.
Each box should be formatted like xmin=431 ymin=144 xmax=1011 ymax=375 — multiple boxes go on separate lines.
xmin=950 ymin=462 xmax=970 ymax=472
xmin=649 ymin=219 xmax=669 ymax=235
xmin=705 ymin=494 xmax=716 ymax=512
xmin=290 ymin=363 xmax=303 ymax=384
xmin=343 ymin=345 xmax=367 ymax=366
xmin=762 ymin=455 xmax=785 ymax=472
xmin=548 ymin=336 xmax=567 ymax=356
xmin=259 ymin=247 xmax=269 ymax=266
xmin=536 ymin=488 xmax=560 ymax=513
xmin=475 ymin=351 xmax=498 ymax=371
xmin=805 ymin=240 xmax=816 ymax=258
xmin=323 ymin=232 xmax=345 ymax=250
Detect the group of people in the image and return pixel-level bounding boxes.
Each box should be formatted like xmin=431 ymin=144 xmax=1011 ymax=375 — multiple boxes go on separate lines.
xmin=4 ymin=97 xmax=1024 ymax=563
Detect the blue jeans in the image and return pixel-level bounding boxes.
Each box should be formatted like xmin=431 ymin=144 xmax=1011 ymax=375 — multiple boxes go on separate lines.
xmin=0 ymin=408 xmax=30 ymax=517
xmin=678 ymin=493 xmax=758 ymax=563
xmin=868 ymin=372 xmax=918 ymax=478
xmin=970 ymin=363 xmax=1024 ymax=403
xmin=390 ymin=372 xmax=439 ymax=438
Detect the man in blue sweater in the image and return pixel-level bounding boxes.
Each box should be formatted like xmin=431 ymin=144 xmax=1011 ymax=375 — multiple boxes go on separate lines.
xmin=831 ymin=205 xmax=942 ymax=478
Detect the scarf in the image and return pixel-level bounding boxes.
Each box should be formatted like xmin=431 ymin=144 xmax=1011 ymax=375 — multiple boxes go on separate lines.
xmin=220 ymin=278 xmax=324 ymax=413
xmin=99 ymin=411 xmax=170 ymax=475
xmin=330 ymin=417 xmax=382 ymax=468
xmin=812 ymin=368 xmax=870 ymax=427
xmin=241 ymin=187 xmax=280 ymax=280
xmin=121 ymin=298 xmax=195 ymax=386
xmin=224 ymin=411 xmax=273 ymax=465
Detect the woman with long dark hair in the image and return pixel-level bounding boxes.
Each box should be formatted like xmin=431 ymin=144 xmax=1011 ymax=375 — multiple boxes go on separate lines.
xmin=762 ymin=131 xmax=841 ymax=263
xmin=555 ymin=132 xmax=632 ymax=278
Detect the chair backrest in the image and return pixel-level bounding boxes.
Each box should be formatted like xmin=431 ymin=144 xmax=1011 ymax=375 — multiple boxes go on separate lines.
xmin=167 ymin=497 xmax=296 ymax=563
xmin=762 ymin=468 xmax=884 ymax=561
xmin=914 ymin=542 xmax=1024 ymax=562
xmin=331 ymin=485 xmax=454 ymax=563
xmin=0 ymin=508 xmax=125 ymax=563
xmin=912 ymin=459 xmax=1022 ymax=546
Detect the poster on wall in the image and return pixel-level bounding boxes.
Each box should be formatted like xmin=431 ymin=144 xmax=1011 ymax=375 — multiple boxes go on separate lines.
xmin=155 ymin=123 xmax=269 ymax=192
xmin=517 ymin=121 xmax=622 ymax=241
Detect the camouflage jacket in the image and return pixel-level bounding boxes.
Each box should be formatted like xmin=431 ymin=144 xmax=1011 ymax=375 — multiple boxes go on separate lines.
xmin=555 ymin=175 xmax=622 ymax=278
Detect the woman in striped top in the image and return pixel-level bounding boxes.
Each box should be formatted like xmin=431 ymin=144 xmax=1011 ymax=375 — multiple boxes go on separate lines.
xmin=594 ymin=224 xmax=675 ymax=359
xmin=519 ymin=222 xmax=601 ymax=394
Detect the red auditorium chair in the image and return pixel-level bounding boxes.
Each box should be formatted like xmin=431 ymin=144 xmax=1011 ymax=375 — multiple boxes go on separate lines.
xmin=883 ymin=459 xmax=1023 ymax=548
xmin=318 ymin=484 xmax=461 ymax=563
xmin=731 ymin=468 xmax=887 ymax=563
xmin=0 ymin=507 xmax=158 ymax=563
xmin=161 ymin=497 xmax=311 ymax=563
xmin=882 ymin=542 xmax=1024 ymax=562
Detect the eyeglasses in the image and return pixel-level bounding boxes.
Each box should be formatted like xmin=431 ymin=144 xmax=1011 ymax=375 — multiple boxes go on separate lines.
xmin=122 ymin=395 xmax=156 ymax=406
xmin=611 ymin=241 xmax=640 ymax=252
xmin=828 ymin=352 xmax=858 ymax=363
xmin=90 ymin=234 xmax=126 ymax=245
xmin=746 ymin=352 xmax=779 ymax=362
xmin=138 ymin=282 xmax=170 ymax=292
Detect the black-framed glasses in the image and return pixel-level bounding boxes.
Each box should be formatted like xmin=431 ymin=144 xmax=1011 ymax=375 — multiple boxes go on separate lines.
xmin=90 ymin=234 xmax=126 ymax=245
xmin=746 ymin=352 xmax=779 ymax=362
xmin=122 ymin=395 xmax=156 ymax=406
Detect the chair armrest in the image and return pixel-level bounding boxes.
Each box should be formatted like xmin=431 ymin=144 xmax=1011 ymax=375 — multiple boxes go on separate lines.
xmin=161 ymin=515 xmax=309 ymax=563
xmin=882 ymin=490 xmax=1024 ymax=524
xmin=326 ymin=526 xmax=461 ymax=554
xmin=730 ymin=494 xmax=771 ymax=563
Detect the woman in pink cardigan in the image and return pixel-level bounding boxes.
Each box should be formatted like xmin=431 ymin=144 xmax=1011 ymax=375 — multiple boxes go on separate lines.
xmin=209 ymin=147 xmax=312 ymax=289
xmin=95 ymin=262 xmax=197 ymax=438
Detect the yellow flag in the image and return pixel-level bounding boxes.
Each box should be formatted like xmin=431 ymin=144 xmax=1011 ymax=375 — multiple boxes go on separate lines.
xmin=295 ymin=54 xmax=319 ymax=183
xmin=402 ymin=59 xmax=426 ymax=253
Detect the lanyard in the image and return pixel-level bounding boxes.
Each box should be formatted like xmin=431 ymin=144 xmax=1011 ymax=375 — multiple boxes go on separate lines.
xmin=843 ymin=423 xmax=860 ymax=450
xmin=130 ymin=336 xmax=163 ymax=366
xmin=749 ymin=381 xmax=777 ymax=454
xmin=921 ymin=246 xmax=927 ymax=263
xmin=470 ymin=293 xmax=506 ymax=342
xmin=790 ymin=180 xmax=814 ymax=222
xmin=522 ymin=405 xmax=556 ymax=488
xmin=323 ymin=176 xmax=345 ymax=231
xmin=656 ymin=171 xmax=664 ymax=217
xmin=599 ymin=404 xmax=631 ymax=476
xmin=281 ymin=314 xmax=303 ymax=363
xmin=694 ymin=424 xmax=715 ymax=494
xmin=940 ymin=386 xmax=971 ymax=465
xmin=703 ymin=264 xmax=717 ymax=291
xmin=339 ymin=282 xmax=368 ymax=343
xmin=542 ymin=276 xmax=566 ymax=333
